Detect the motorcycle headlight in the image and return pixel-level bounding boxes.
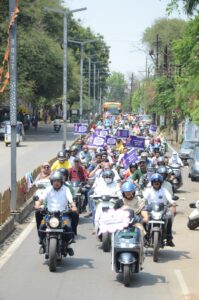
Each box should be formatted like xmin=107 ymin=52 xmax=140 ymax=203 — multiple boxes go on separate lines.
xmin=49 ymin=217 xmax=59 ymax=228
xmin=152 ymin=212 xmax=162 ymax=220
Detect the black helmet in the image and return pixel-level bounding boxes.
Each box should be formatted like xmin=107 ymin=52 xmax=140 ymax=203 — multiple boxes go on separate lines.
xmin=57 ymin=151 xmax=66 ymax=162
xmin=64 ymin=147 xmax=71 ymax=154
xmin=58 ymin=168 xmax=69 ymax=181
xmin=50 ymin=171 xmax=64 ymax=185
xmin=129 ymin=162 xmax=138 ymax=169
xmin=157 ymin=156 xmax=165 ymax=166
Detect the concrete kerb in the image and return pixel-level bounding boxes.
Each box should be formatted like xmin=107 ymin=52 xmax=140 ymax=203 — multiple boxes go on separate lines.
xmin=0 ymin=134 xmax=81 ymax=244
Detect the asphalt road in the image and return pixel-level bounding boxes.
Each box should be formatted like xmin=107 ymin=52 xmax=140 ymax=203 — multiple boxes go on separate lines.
xmin=0 ymin=166 xmax=198 ymax=300
xmin=0 ymin=123 xmax=76 ymax=193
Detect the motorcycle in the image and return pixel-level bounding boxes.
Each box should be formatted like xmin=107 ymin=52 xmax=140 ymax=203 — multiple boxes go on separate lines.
xmin=113 ymin=212 xmax=144 ymax=287
xmin=187 ymin=200 xmax=199 ymax=230
xmin=146 ymin=202 xmax=168 ymax=262
xmin=39 ymin=210 xmax=74 ymax=272
xmin=92 ymin=195 xmax=119 ymax=252
xmin=54 ymin=124 xmax=61 ymax=133
xmin=169 ymin=163 xmax=183 ymax=192
xmin=71 ymin=181 xmax=90 ymax=214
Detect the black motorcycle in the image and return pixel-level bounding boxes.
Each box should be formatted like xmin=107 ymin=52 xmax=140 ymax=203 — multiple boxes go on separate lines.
xmin=39 ymin=210 xmax=74 ymax=272
xmin=146 ymin=202 xmax=168 ymax=262
xmin=54 ymin=124 xmax=61 ymax=133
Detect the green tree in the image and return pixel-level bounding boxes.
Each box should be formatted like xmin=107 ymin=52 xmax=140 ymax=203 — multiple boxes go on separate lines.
xmin=167 ymin=0 xmax=199 ymax=15
xmin=106 ymin=72 xmax=128 ymax=105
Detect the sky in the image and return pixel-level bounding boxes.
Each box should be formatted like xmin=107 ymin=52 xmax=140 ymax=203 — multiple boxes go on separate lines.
xmin=63 ymin=0 xmax=186 ymax=79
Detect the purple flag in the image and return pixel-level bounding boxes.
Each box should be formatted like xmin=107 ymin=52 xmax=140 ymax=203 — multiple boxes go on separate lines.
xmin=106 ymin=135 xmax=117 ymax=146
xmin=95 ymin=129 xmax=109 ymax=136
xmin=149 ymin=124 xmax=157 ymax=134
xmin=116 ymin=129 xmax=129 ymax=138
xmin=74 ymin=123 xmax=88 ymax=134
xmin=130 ymin=136 xmax=145 ymax=149
xmin=122 ymin=148 xmax=138 ymax=169
xmin=88 ymin=133 xmax=106 ymax=147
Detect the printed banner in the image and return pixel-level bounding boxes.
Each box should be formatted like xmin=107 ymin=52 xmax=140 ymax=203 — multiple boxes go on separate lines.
xmin=74 ymin=123 xmax=88 ymax=134
xmin=98 ymin=209 xmax=130 ymax=235
xmin=88 ymin=133 xmax=106 ymax=147
xmin=116 ymin=129 xmax=129 ymax=138
xmin=122 ymin=148 xmax=138 ymax=169
xmin=95 ymin=129 xmax=109 ymax=137
xmin=106 ymin=135 xmax=117 ymax=146
xmin=130 ymin=135 xmax=145 ymax=149
xmin=149 ymin=124 xmax=157 ymax=135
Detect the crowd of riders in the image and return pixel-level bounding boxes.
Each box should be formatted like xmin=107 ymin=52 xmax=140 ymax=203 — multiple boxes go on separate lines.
xmin=34 ymin=112 xmax=184 ymax=255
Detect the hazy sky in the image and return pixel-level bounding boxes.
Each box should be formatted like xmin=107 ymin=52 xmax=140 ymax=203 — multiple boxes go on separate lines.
xmin=63 ymin=0 xmax=186 ymax=78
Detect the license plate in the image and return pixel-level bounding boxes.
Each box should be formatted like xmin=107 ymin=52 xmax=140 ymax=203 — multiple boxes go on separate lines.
xmin=46 ymin=228 xmax=64 ymax=232
xmin=149 ymin=221 xmax=164 ymax=224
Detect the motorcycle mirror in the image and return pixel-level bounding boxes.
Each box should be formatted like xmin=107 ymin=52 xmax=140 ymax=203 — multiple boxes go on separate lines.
xmin=189 ymin=203 xmax=196 ymax=208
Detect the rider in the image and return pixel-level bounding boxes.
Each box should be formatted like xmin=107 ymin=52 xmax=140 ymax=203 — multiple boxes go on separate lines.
xmin=79 ymin=145 xmax=92 ymax=166
xmin=51 ymin=151 xmax=72 ymax=171
xmin=169 ymin=151 xmax=184 ymax=167
xmin=34 ymin=162 xmax=51 ymax=183
xmin=35 ymin=171 xmax=77 ymax=253
xmin=143 ymin=173 xmax=177 ymax=247
xmin=114 ymin=182 xmax=148 ymax=224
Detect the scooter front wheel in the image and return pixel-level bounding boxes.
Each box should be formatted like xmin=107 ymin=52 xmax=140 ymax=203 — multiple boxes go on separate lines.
xmin=102 ymin=232 xmax=111 ymax=252
xmin=123 ymin=265 xmax=131 ymax=287
xmin=153 ymin=231 xmax=160 ymax=262
xmin=49 ymin=238 xmax=57 ymax=272
xmin=187 ymin=219 xmax=199 ymax=230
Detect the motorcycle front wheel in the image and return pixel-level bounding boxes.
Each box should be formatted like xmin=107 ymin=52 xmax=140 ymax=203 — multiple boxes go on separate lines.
xmin=49 ymin=238 xmax=57 ymax=272
xmin=123 ymin=265 xmax=131 ymax=287
xmin=153 ymin=231 xmax=160 ymax=262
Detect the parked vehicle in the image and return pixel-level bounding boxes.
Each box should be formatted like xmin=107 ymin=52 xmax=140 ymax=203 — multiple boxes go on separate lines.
xmin=179 ymin=141 xmax=198 ymax=165
xmin=113 ymin=213 xmax=144 ymax=287
xmin=187 ymin=200 xmax=199 ymax=230
xmin=4 ymin=121 xmax=24 ymax=147
xmin=39 ymin=210 xmax=74 ymax=272
xmin=93 ymin=195 xmax=119 ymax=252
xmin=188 ymin=147 xmax=199 ymax=181
xmin=146 ymin=202 xmax=168 ymax=262
xmin=0 ymin=121 xmax=6 ymax=139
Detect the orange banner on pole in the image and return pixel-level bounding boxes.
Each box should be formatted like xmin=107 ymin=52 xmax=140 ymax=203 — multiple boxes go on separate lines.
xmin=0 ymin=0 xmax=19 ymax=93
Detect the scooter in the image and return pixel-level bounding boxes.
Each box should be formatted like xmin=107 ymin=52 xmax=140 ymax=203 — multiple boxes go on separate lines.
xmin=113 ymin=212 xmax=144 ymax=287
xmin=92 ymin=195 xmax=119 ymax=252
xmin=187 ymin=200 xmax=199 ymax=230
xmin=169 ymin=163 xmax=183 ymax=192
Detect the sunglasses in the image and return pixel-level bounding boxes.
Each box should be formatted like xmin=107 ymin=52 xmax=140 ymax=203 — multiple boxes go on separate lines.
xmin=153 ymin=181 xmax=160 ymax=185
xmin=43 ymin=166 xmax=50 ymax=169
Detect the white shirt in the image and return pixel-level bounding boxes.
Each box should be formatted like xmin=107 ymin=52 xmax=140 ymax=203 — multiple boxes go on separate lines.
xmin=143 ymin=186 xmax=175 ymax=206
xmin=69 ymin=156 xmax=75 ymax=167
xmin=42 ymin=185 xmax=73 ymax=212
xmin=162 ymin=181 xmax=173 ymax=196
xmin=94 ymin=179 xmax=122 ymax=198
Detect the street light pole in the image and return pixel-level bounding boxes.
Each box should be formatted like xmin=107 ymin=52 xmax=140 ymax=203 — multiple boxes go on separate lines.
xmin=9 ymin=0 xmax=17 ymax=211
xmin=45 ymin=6 xmax=87 ymax=149
xmin=93 ymin=63 xmax=96 ymax=113
xmin=88 ymin=57 xmax=91 ymax=121
xmin=68 ymin=39 xmax=96 ymax=122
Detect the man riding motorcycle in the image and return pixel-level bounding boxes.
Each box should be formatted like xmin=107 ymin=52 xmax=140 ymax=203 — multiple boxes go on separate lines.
xmin=51 ymin=151 xmax=72 ymax=171
xmin=143 ymin=173 xmax=177 ymax=247
xmin=35 ymin=171 xmax=77 ymax=253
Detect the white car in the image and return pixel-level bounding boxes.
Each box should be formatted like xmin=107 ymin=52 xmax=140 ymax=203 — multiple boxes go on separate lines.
xmin=0 ymin=121 xmax=6 ymax=139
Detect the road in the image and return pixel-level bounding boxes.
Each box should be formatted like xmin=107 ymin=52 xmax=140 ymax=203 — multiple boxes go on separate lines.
xmin=0 ymin=123 xmax=76 ymax=193
xmin=0 ymin=166 xmax=198 ymax=299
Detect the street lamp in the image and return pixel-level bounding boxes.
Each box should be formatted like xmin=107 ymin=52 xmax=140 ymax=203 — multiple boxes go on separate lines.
xmin=45 ymin=6 xmax=87 ymax=149
xmin=68 ymin=39 xmax=96 ymax=122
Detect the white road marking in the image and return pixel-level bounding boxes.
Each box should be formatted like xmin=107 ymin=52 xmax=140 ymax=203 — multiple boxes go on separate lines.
xmin=0 ymin=218 xmax=35 ymax=270
xmin=174 ymin=269 xmax=190 ymax=298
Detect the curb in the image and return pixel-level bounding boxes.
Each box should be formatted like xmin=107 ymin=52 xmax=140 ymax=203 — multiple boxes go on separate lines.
xmin=12 ymin=197 xmax=34 ymax=224
xmin=0 ymin=216 xmax=15 ymax=243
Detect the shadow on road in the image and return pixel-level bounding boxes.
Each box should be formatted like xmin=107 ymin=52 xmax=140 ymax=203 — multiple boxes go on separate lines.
xmin=115 ymin=272 xmax=166 ymax=287
xmin=42 ymin=257 xmax=94 ymax=273
xmin=145 ymin=249 xmax=191 ymax=263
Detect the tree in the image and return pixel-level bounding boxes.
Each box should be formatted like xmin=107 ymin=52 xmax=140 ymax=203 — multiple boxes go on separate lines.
xmin=167 ymin=0 xmax=199 ymax=15
xmin=106 ymin=72 xmax=128 ymax=107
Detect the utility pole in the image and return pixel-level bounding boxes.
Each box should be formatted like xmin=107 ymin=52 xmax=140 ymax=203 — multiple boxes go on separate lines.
xmin=45 ymin=7 xmax=87 ymax=148
xmin=9 ymin=0 xmax=17 ymax=211
xmin=163 ymin=44 xmax=168 ymax=76
xmin=88 ymin=57 xmax=91 ymax=120
xmin=93 ymin=63 xmax=96 ymax=114
xmin=130 ymin=72 xmax=134 ymax=112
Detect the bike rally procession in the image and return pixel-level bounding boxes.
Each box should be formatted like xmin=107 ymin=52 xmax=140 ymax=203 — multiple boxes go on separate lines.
xmin=1 ymin=0 xmax=199 ymax=299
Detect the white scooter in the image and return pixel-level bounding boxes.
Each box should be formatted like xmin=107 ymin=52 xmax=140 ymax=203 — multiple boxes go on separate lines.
xmin=187 ymin=200 xmax=199 ymax=230
xmin=92 ymin=195 xmax=119 ymax=252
